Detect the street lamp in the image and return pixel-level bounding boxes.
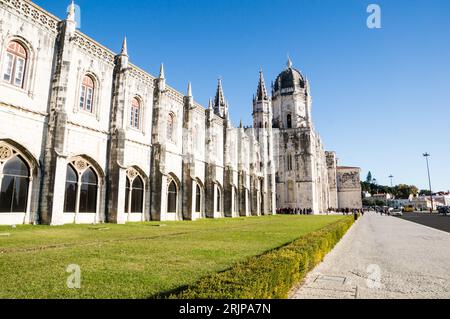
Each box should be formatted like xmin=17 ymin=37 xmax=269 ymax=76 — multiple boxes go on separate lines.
xmin=423 ymin=153 xmax=434 ymax=213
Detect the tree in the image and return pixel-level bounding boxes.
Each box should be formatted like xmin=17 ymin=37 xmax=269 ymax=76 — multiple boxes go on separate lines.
xmin=361 ymin=181 xmax=371 ymax=192
xmin=392 ymin=184 xmax=419 ymax=199
xmin=419 ymin=189 xmax=431 ymax=196
xmin=366 ymin=171 xmax=373 ymax=184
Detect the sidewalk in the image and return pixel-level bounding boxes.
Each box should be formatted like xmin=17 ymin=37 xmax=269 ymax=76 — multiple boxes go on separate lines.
xmin=290 ymin=212 xmax=450 ymax=299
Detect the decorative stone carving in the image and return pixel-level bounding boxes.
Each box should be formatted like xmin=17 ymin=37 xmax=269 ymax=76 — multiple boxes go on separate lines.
xmin=126 ymin=167 xmax=138 ymax=180
xmin=129 ymin=66 xmax=154 ymax=87
xmin=72 ymin=33 xmax=115 ymax=66
xmin=74 ymin=159 xmax=88 ymax=171
xmin=338 ymin=171 xmax=360 ymax=189
xmin=0 ymin=145 xmax=12 ymax=160
xmin=1 ymin=0 xmax=58 ymax=33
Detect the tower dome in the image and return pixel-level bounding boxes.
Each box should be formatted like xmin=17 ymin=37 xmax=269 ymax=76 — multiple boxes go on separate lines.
xmin=273 ymin=58 xmax=306 ymax=93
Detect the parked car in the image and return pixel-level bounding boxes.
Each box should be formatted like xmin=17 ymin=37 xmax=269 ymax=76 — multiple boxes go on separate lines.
xmin=391 ymin=209 xmax=403 ymax=217
xmin=403 ymin=205 xmax=415 ymax=213
xmin=437 ymin=206 xmax=450 ymax=216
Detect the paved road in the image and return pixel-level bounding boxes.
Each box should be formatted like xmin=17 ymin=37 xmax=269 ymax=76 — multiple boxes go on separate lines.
xmin=398 ymin=213 xmax=450 ymax=233
xmin=291 ymin=212 xmax=450 ymax=299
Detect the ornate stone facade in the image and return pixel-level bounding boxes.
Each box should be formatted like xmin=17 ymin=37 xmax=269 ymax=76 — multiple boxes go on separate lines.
xmin=336 ymin=167 xmax=363 ymax=209
xmin=0 ymin=0 xmax=360 ymax=225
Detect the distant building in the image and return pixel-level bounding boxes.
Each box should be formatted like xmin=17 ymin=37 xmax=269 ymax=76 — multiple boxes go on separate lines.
xmin=409 ymin=194 xmax=450 ymax=211
xmin=371 ymin=193 xmax=393 ymax=201
xmin=411 ymin=196 xmax=437 ymax=211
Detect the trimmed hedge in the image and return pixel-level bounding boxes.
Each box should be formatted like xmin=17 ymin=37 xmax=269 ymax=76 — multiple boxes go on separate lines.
xmin=168 ymin=217 xmax=355 ymax=299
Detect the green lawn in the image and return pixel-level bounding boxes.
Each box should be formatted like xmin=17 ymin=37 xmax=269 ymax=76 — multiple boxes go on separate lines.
xmin=0 ymin=215 xmax=345 ymax=299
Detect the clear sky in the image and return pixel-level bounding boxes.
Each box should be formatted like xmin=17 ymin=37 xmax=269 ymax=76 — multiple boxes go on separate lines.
xmin=34 ymin=0 xmax=450 ymax=191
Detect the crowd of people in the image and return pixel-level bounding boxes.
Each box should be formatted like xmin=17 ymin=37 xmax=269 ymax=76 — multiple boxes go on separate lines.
xmin=276 ymin=207 xmax=314 ymax=215
xmin=277 ymin=207 xmax=365 ymax=221
xmin=278 ymin=207 xmax=365 ymax=216
xmin=329 ymin=207 xmax=365 ymax=216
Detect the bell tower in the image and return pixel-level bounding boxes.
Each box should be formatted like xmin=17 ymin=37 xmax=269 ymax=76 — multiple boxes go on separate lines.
xmin=272 ymin=58 xmax=311 ymax=129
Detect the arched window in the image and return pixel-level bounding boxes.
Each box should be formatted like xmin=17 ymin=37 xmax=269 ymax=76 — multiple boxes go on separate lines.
xmin=286 ymin=154 xmax=293 ymax=171
xmin=63 ymin=165 xmax=77 ymax=213
xmin=287 ymin=114 xmax=292 ymax=129
xmin=167 ymin=113 xmax=175 ymax=142
xmin=130 ymin=176 xmax=144 ymax=213
xmin=125 ymin=173 xmax=145 ymax=215
xmin=63 ymin=158 xmax=99 ymax=214
xmin=234 ymin=187 xmax=238 ymax=213
xmin=195 ymin=184 xmax=201 ymax=213
xmin=79 ymin=75 xmax=95 ymax=113
xmin=244 ymin=188 xmax=249 ymax=212
xmin=125 ymin=178 xmax=130 ymax=214
xmin=260 ymin=179 xmax=264 ymax=212
xmin=79 ymin=168 xmax=97 ymax=213
xmin=2 ymin=40 xmax=28 ymax=88
xmin=0 ymin=155 xmax=30 ymax=213
xmin=130 ymin=97 xmax=141 ymax=129
xmin=167 ymin=180 xmax=177 ymax=213
xmin=216 ymin=185 xmax=222 ymax=213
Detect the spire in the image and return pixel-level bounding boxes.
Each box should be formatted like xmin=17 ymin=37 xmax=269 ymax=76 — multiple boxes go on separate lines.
xmin=239 ymin=119 xmax=243 ymax=129
xmin=208 ymin=98 xmax=213 ymax=110
xmin=256 ymin=69 xmax=268 ymax=101
xmin=159 ymin=63 xmax=165 ymax=79
xmin=213 ymin=78 xmax=228 ymax=117
xmin=287 ymin=55 xmax=293 ymax=69
xmin=187 ymin=82 xmax=192 ymax=97
xmin=158 ymin=63 xmax=166 ymax=92
xmin=121 ymin=36 xmax=128 ymax=56
xmin=67 ymin=0 xmax=75 ymax=21
xmin=214 ymin=78 xmax=226 ymax=108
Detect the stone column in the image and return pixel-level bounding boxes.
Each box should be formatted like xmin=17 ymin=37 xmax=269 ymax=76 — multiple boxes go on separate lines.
xmin=141 ymin=183 xmax=146 ymax=222
xmin=114 ymin=167 xmax=127 ymax=224
xmin=181 ymin=161 xmax=193 ymax=221
xmin=22 ymin=176 xmax=33 ymax=225
xmin=50 ymin=154 xmax=69 ymax=225
xmin=223 ymin=167 xmax=233 ymax=218
xmin=159 ymin=174 xmax=168 ymax=221
xmin=150 ymin=145 xmax=164 ymax=221
xmin=95 ymin=182 xmax=101 ymax=224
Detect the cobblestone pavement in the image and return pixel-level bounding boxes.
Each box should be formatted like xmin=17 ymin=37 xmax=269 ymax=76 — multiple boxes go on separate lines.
xmin=291 ymin=212 xmax=450 ymax=299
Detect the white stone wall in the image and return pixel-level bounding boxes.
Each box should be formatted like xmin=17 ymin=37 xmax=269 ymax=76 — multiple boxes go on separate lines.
xmin=337 ymin=167 xmax=363 ymax=209
xmin=0 ymin=0 xmax=356 ymax=225
xmin=326 ymin=152 xmax=339 ymax=209
xmin=0 ymin=0 xmax=57 ymax=224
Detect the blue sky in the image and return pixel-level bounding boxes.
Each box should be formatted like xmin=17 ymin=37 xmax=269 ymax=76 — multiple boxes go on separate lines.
xmin=35 ymin=0 xmax=450 ymax=191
